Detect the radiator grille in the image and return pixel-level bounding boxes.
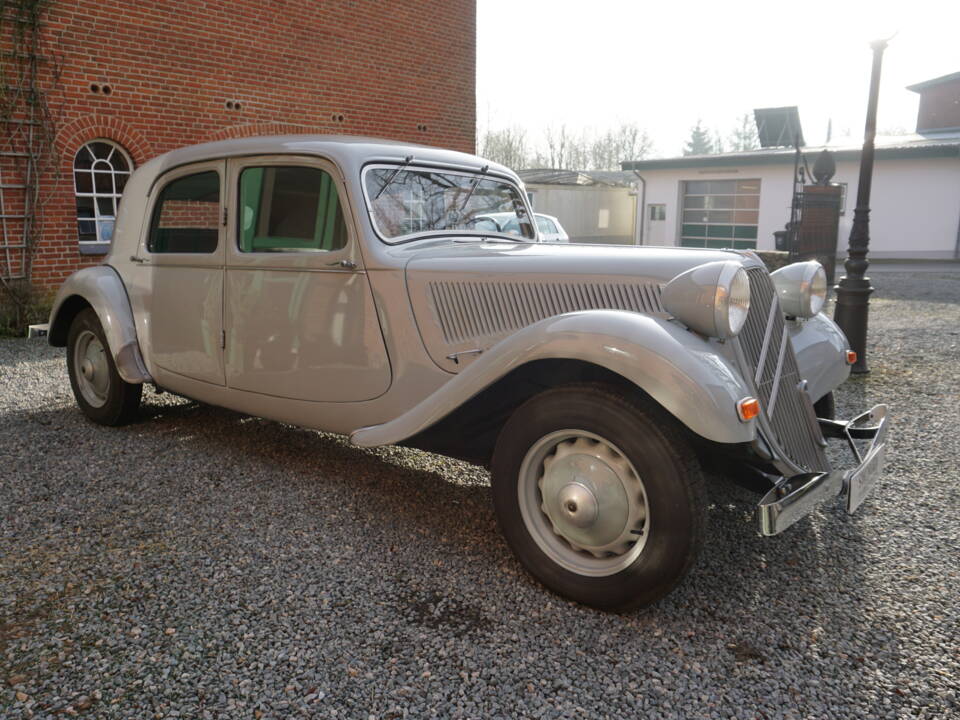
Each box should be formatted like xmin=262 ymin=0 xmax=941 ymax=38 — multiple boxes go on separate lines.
xmin=428 ymin=280 xmax=664 ymax=344
xmin=736 ymin=267 xmax=828 ymax=472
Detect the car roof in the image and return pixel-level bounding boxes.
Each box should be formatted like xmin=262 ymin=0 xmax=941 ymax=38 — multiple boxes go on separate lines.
xmin=136 ymin=134 xmax=522 ymax=187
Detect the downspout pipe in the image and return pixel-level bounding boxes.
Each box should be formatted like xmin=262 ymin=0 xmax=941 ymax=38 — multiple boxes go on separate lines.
xmin=632 ymin=170 xmax=646 ymax=246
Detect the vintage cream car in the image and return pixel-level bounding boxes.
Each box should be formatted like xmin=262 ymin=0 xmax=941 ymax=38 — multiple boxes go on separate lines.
xmin=49 ymin=136 xmax=889 ymax=610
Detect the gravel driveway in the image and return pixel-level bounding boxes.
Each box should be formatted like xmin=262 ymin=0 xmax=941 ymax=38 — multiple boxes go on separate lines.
xmin=2 ymin=271 xmax=958 ymax=719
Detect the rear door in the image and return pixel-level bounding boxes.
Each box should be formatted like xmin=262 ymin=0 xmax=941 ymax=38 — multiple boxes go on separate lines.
xmin=144 ymin=161 xmax=226 ymax=385
xmin=223 ymin=155 xmax=391 ymax=402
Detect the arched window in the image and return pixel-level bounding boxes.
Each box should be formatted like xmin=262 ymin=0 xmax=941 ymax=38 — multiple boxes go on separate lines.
xmin=73 ymin=140 xmax=133 ymax=251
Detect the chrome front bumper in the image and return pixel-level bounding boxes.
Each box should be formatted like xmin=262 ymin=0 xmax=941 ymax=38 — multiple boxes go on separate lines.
xmin=757 ymin=405 xmax=889 ymax=536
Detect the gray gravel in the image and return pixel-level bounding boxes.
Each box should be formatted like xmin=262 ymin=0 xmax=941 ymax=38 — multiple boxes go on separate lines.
xmin=2 ymin=270 xmax=959 ymax=719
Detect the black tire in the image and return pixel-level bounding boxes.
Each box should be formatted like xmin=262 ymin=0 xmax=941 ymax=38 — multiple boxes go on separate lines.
xmin=814 ymin=391 xmax=836 ymax=420
xmin=490 ymin=383 xmax=706 ymax=611
xmin=66 ymin=308 xmax=142 ymax=426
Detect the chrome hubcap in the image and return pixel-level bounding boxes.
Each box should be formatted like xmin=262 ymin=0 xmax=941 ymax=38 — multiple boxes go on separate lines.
xmin=72 ymin=330 xmax=110 ymax=408
xmin=519 ymin=431 xmax=650 ymax=577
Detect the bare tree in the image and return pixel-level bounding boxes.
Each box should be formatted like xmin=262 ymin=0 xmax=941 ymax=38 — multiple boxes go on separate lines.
xmin=589 ymin=123 xmax=653 ymax=170
xmin=728 ymin=113 xmax=760 ymax=152
xmin=478 ymin=126 xmax=530 ymax=169
xmin=543 ymin=125 xmax=571 ymax=169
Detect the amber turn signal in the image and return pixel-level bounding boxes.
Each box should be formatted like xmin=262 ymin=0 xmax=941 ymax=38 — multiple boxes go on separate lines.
xmin=736 ymin=397 xmax=760 ymax=422
xmin=846 ymin=350 xmax=858 ymax=365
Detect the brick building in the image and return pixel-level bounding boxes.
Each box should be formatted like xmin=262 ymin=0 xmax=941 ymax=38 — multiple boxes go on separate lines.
xmin=0 ymin=0 xmax=476 ymax=290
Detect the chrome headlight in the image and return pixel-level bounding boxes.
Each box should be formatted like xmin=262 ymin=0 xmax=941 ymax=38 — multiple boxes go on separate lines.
xmin=662 ymin=261 xmax=751 ymax=339
xmin=770 ymin=261 xmax=827 ymax=318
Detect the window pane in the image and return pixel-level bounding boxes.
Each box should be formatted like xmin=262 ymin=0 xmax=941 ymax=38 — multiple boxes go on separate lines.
xmin=737 ymin=180 xmax=761 ymax=193
xmin=112 ymin=153 xmax=130 ymax=173
xmin=74 ymin=146 xmax=94 ymax=170
xmin=733 ymin=210 xmax=759 ymax=224
xmin=148 ymin=171 xmax=220 ymax=253
xmin=77 ymin=221 xmax=96 ymax=242
xmin=115 ymin=173 xmax=129 ymax=194
xmin=681 ymin=224 xmax=707 ymax=237
xmin=93 ymin=172 xmax=113 ymax=194
xmin=684 ymin=181 xmax=709 ymax=195
xmin=97 ymin=197 xmax=115 ymax=216
xmin=708 ymin=180 xmax=736 ymax=194
xmin=74 ymin=171 xmax=93 ymax=194
xmin=705 ymin=224 xmax=734 ymax=239
xmin=88 ymin=141 xmax=113 ymax=159
xmin=239 ymin=166 xmax=348 ymax=252
xmin=704 ymin=195 xmax=735 ymax=209
xmin=76 ymin=196 xmax=95 ymax=216
xmin=735 ymin=195 xmax=759 ymax=209
xmin=682 ymin=196 xmax=705 ymax=209
xmin=683 ymin=210 xmax=708 ymax=223
xmin=734 ymin=225 xmax=758 ymax=239
xmin=98 ymin=219 xmax=115 ymax=242
xmin=706 ymin=210 xmax=732 ymax=223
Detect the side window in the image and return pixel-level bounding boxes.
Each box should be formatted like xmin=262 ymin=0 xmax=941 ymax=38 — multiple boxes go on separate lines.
xmin=535 ymin=216 xmax=551 ymax=234
xmin=148 ymin=171 xmax=220 ymax=253
xmin=239 ymin=165 xmax=347 ymax=252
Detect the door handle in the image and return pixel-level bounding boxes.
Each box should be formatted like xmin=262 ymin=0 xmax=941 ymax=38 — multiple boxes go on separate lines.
xmin=327 ymin=259 xmax=357 ymax=270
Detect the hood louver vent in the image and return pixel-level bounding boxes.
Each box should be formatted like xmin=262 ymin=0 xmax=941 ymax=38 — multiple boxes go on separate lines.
xmin=428 ymin=280 xmax=665 ymax=345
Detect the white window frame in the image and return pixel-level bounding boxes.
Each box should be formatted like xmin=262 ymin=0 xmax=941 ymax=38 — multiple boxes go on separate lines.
xmin=73 ymin=139 xmax=133 ymax=253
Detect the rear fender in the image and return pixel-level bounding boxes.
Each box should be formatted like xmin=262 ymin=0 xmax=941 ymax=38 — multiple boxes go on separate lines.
xmin=48 ymin=265 xmax=151 ymax=384
xmin=351 ymin=310 xmax=755 ymax=447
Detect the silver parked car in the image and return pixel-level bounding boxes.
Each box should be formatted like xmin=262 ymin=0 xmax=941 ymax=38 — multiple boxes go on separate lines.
xmin=49 ymin=136 xmax=889 ymax=610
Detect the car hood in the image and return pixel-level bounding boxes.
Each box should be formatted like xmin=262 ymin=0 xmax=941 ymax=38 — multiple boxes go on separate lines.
xmin=401 ymin=239 xmax=759 ymax=372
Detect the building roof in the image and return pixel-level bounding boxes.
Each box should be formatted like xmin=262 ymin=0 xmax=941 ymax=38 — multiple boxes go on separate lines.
xmin=622 ymin=132 xmax=960 ymax=171
xmin=907 ymin=71 xmax=960 ymax=93
xmin=518 ymin=168 xmax=637 ymax=187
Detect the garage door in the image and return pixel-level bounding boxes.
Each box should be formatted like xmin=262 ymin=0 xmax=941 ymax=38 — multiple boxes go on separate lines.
xmin=680 ymin=179 xmax=760 ymax=249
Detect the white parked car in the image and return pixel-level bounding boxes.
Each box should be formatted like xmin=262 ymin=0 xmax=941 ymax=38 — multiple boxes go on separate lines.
xmin=48 ymin=136 xmax=889 ymax=610
xmin=534 ymin=213 xmax=569 ymax=243
xmin=474 ymin=212 xmax=569 ymax=243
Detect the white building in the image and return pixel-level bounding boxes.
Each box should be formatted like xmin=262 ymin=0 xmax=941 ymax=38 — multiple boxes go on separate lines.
xmin=623 ymin=74 xmax=960 ymax=260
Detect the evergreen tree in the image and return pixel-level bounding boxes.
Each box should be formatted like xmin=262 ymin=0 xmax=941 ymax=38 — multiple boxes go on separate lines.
xmin=683 ymin=120 xmax=713 ymax=156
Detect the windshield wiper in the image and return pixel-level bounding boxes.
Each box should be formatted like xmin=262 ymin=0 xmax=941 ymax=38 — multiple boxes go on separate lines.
xmin=457 ymin=164 xmax=489 ymax=215
xmin=374 ymin=155 xmax=414 ymax=200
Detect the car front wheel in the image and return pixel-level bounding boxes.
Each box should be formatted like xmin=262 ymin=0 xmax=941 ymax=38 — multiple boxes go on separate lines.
xmin=67 ymin=308 xmax=142 ymax=426
xmin=491 ymin=384 xmax=706 ymax=611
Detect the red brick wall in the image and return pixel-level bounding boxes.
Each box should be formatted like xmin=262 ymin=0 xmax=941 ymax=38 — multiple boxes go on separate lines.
xmin=24 ymin=0 xmax=476 ymax=288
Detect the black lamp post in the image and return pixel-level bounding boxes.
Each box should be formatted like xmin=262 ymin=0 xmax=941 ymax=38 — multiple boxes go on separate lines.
xmin=834 ymin=38 xmax=889 ymax=374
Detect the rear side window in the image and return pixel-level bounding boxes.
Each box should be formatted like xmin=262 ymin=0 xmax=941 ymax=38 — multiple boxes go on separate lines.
xmin=536 ymin=216 xmax=558 ymax=234
xmin=239 ymin=166 xmax=347 ymax=252
xmin=148 ymin=171 xmax=220 ymax=253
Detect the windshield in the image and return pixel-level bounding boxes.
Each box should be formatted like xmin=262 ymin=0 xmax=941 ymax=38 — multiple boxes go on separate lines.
xmin=364 ymin=165 xmax=535 ymax=242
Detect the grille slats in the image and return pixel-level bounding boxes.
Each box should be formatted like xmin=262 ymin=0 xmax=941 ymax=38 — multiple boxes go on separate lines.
xmin=737 ymin=267 xmax=829 ymax=473
xmin=428 ymin=280 xmax=665 ymax=344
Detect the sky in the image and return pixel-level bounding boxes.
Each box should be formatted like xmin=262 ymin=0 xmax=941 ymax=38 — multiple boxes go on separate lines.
xmin=476 ymin=0 xmax=960 ymax=159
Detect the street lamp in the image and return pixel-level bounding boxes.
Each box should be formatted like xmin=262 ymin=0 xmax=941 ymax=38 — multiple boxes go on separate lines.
xmin=833 ymin=38 xmax=890 ymax=374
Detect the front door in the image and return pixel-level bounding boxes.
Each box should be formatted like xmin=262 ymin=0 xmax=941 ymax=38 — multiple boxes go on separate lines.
xmin=145 ymin=161 xmax=226 ymax=386
xmin=223 ymin=155 xmax=391 ymax=402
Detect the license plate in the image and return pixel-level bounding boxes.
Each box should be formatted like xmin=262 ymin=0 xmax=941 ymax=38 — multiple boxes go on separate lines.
xmin=846 ymin=442 xmax=887 ymax=514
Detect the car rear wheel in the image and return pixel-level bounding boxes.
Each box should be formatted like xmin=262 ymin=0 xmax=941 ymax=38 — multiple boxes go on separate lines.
xmin=67 ymin=308 xmax=142 ymax=426
xmin=490 ymin=383 xmax=706 ymax=611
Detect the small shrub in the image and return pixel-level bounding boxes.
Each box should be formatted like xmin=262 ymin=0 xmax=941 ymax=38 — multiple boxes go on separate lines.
xmin=0 ymin=280 xmax=54 ymax=337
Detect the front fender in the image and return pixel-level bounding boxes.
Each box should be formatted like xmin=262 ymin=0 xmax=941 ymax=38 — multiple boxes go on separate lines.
xmin=48 ymin=265 xmax=152 ymax=384
xmin=789 ymin=312 xmax=851 ymax=402
xmin=351 ymin=310 xmax=755 ymax=447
